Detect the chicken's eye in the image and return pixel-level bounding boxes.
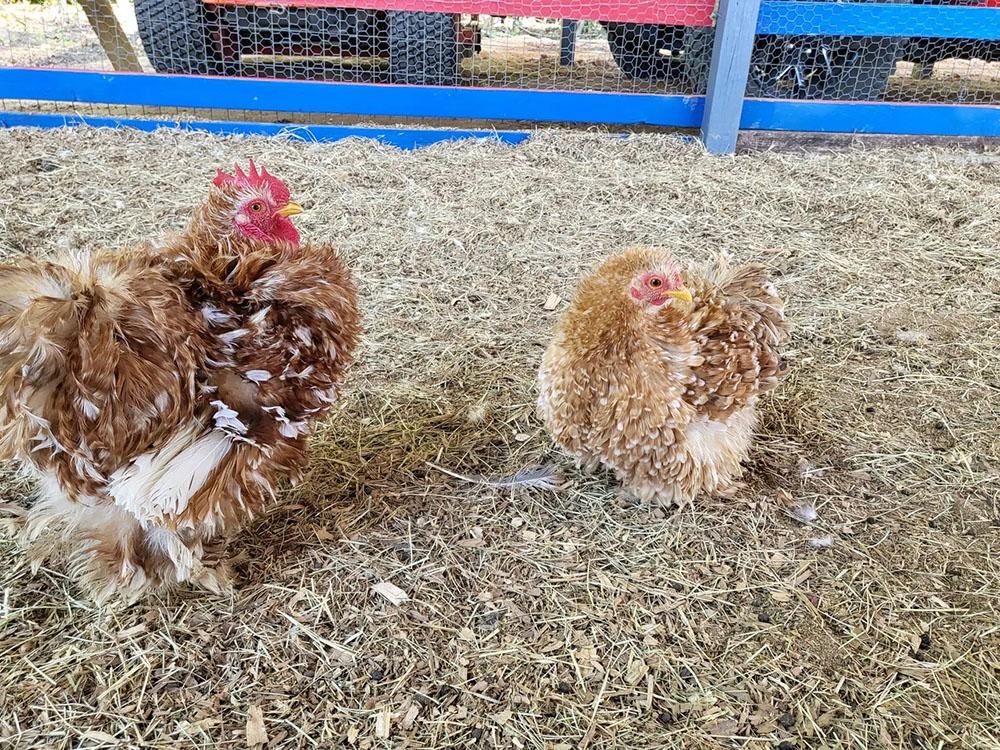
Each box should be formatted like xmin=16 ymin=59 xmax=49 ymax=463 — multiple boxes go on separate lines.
xmin=647 ymin=277 xmax=663 ymax=289
xmin=249 ymin=201 xmax=265 ymax=213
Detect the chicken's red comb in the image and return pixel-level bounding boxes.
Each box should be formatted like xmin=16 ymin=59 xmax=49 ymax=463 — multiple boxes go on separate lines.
xmin=212 ymin=159 xmax=291 ymax=204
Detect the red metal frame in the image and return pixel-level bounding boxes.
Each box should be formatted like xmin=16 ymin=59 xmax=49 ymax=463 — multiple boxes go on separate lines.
xmin=202 ymin=0 xmax=717 ymax=27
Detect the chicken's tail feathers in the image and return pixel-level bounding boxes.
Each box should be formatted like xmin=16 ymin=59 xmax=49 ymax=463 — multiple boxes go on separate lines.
xmin=0 ymin=258 xmax=85 ymax=375
xmin=708 ymin=255 xmax=790 ymax=345
xmin=709 ymin=256 xmax=773 ymax=298
xmin=0 ymin=248 xmax=189 ymax=364
xmin=0 ymin=250 xmax=202 ymax=451
xmin=0 ymin=251 xmax=140 ymax=366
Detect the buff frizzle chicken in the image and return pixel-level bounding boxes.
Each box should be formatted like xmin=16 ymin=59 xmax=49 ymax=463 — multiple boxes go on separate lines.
xmin=0 ymin=162 xmax=360 ymax=600
xmin=537 ymin=247 xmax=789 ymax=506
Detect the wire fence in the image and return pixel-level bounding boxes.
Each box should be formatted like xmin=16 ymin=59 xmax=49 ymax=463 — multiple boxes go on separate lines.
xmin=2 ymin=0 xmax=1000 ymax=123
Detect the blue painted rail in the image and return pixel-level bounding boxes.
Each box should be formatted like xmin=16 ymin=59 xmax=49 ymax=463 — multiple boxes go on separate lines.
xmin=0 ymin=112 xmax=533 ymax=147
xmin=0 ymin=68 xmax=703 ymax=128
xmin=741 ymin=100 xmax=1000 ymax=137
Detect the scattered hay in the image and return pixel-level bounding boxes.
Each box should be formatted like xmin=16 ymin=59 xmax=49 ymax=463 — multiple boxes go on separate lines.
xmin=0 ymin=126 xmax=998 ymax=749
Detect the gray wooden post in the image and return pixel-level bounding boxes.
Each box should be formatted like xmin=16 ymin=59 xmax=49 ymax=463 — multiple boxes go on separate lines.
xmin=700 ymin=0 xmax=763 ymax=154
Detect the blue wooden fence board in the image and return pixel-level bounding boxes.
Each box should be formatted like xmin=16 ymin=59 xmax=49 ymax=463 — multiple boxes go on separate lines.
xmin=0 ymin=68 xmax=704 ymax=127
xmin=741 ymin=99 xmax=1000 ymax=136
xmin=757 ymin=1 xmax=1000 ymax=40
xmin=0 ymin=111 xmax=533 ymax=147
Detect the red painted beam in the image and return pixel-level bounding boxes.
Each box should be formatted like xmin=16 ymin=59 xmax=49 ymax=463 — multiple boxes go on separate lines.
xmin=202 ymin=0 xmax=716 ymax=26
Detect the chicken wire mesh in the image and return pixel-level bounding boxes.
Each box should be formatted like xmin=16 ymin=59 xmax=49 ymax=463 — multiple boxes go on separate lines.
xmin=1 ymin=0 xmax=716 ymax=95
xmin=751 ymin=0 xmax=1000 ymax=103
xmin=2 ymin=0 xmax=1000 ymax=122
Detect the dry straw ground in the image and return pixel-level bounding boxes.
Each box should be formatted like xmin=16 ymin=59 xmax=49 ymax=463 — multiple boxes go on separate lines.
xmin=0 ymin=128 xmax=998 ymax=750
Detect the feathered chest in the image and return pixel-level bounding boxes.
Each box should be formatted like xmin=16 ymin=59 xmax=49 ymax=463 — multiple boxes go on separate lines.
xmin=158 ymin=246 xmax=359 ymax=438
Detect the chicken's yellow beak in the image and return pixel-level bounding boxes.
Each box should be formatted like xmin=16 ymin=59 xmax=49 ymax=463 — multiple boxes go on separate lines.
xmin=666 ymin=288 xmax=693 ymax=304
xmin=275 ymin=202 xmax=303 ymax=218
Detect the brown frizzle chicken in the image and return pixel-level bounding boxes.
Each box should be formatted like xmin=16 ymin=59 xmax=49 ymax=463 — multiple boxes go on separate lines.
xmin=537 ymin=247 xmax=789 ymax=506
xmin=0 ymin=162 xmax=360 ymax=600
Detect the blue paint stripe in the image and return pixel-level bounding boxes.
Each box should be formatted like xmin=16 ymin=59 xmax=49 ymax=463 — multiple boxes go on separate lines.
xmin=0 ymin=68 xmax=704 ymax=127
xmin=757 ymin=1 xmax=1000 ymax=40
xmin=0 ymin=111 xmax=532 ymax=148
xmin=741 ymin=98 xmax=1000 ymax=136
